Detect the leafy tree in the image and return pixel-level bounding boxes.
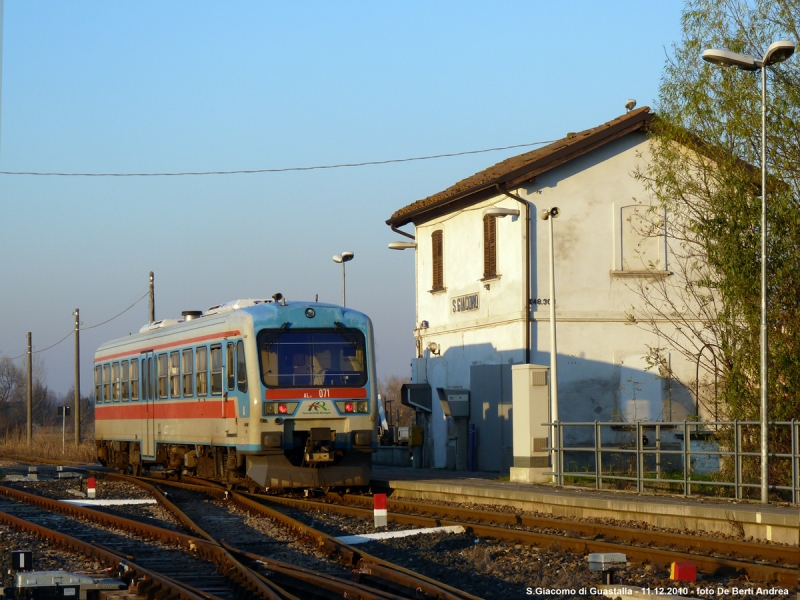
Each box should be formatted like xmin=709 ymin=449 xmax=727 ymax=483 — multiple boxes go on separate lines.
xmin=629 ymin=0 xmax=798 ymax=496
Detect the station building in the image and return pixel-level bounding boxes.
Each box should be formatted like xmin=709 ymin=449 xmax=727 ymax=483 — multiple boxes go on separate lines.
xmin=386 ymin=107 xmax=699 ymax=474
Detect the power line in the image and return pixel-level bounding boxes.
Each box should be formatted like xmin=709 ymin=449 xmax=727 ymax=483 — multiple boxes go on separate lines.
xmin=79 ymin=291 xmax=149 ymax=331
xmin=1 ymin=290 xmax=149 ymax=360
xmin=0 ymin=140 xmax=556 ymax=177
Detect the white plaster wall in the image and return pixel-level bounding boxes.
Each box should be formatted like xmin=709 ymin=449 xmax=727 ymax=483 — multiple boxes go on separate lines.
xmin=408 ymin=132 xmax=700 ymax=469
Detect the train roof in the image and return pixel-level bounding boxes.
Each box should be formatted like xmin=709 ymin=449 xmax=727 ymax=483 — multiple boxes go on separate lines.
xmin=94 ymin=299 xmax=371 ymax=358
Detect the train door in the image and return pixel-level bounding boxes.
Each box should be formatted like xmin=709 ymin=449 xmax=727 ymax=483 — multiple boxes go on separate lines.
xmin=141 ymin=351 xmax=156 ymax=459
xmin=223 ymin=341 xmax=248 ymax=436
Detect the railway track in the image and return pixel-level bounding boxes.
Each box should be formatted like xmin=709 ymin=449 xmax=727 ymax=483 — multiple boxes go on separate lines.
xmin=3 ymin=456 xmax=796 ymax=593
xmin=135 ymin=472 xmax=797 ymax=588
xmin=246 ymin=489 xmax=798 ymax=588
xmin=129 ymin=472 xmax=482 ymax=600
xmin=0 ymin=491 xmax=235 ymax=599
xmin=0 ymin=467 xmax=482 ymax=599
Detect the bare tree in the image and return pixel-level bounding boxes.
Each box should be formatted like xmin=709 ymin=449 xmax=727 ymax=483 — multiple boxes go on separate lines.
xmin=378 ymin=374 xmax=414 ymax=429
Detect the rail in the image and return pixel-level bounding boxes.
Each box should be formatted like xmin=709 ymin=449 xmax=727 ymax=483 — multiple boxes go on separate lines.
xmin=547 ymin=419 xmax=800 ymax=503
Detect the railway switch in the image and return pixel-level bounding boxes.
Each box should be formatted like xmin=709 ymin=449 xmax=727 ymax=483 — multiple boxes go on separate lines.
xmin=1 ymin=570 xmax=126 ymax=599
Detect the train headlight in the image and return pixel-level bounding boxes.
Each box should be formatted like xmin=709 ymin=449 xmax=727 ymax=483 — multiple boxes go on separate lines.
xmin=264 ymin=403 xmax=276 ymax=415
xmin=335 ymin=400 xmax=368 ymax=414
xmin=305 ymin=308 xmax=316 ymax=318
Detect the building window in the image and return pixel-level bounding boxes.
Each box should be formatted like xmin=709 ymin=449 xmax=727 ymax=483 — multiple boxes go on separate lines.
xmin=619 ymin=204 xmax=664 ymax=271
xmin=431 ymin=229 xmax=444 ymax=291
xmin=483 ymin=215 xmax=497 ymax=279
xmin=182 ymin=349 xmax=194 ymax=397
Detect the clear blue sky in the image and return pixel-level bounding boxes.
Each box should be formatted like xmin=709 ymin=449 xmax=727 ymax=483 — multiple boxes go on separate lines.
xmin=0 ymin=1 xmax=685 ymax=396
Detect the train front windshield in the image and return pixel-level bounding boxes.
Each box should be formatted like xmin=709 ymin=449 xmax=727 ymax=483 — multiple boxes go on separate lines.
xmin=257 ymin=328 xmax=367 ymax=388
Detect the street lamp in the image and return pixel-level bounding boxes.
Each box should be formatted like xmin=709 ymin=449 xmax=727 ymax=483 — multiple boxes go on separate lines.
xmin=540 ymin=206 xmax=560 ymax=476
xmin=702 ymin=40 xmax=795 ymax=504
xmin=332 ymin=251 xmax=354 ymax=307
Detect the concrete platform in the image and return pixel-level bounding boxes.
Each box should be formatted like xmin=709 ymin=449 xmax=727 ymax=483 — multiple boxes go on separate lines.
xmin=371 ymin=466 xmax=799 ymax=545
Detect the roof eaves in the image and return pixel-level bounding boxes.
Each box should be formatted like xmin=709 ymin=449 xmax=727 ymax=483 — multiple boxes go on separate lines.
xmin=387 ymin=108 xmax=652 ymax=228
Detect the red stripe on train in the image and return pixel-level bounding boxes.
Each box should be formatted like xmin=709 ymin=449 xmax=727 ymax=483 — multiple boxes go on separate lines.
xmin=95 ymin=330 xmax=241 ymax=363
xmin=95 ymin=399 xmax=237 ymax=420
xmin=265 ymin=388 xmax=367 ymax=400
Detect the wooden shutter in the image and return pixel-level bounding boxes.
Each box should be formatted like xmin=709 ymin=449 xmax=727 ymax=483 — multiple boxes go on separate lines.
xmin=432 ymin=230 xmax=443 ymax=290
xmin=483 ymin=215 xmax=496 ymax=279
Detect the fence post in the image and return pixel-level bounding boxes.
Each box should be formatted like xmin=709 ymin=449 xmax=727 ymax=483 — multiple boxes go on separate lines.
xmin=655 ymin=423 xmax=661 ymax=483
xmin=683 ymin=420 xmax=690 ymax=496
xmin=793 ymin=419 xmax=798 ymax=504
xmin=636 ymin=421 xmax=643 ymax=493
xmin=734 ymin=419 xmax=741 ymax=500
xmin=595 ymin=421 xmax=600 ymax=490
xmin=557 ymin=421 xmax=563 ymax=487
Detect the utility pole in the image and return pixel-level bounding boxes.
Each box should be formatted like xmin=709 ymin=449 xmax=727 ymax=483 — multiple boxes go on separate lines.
xmin=149 ymin=271 xmax=155 ymax=323
xmin=74 ymin=308 xmax=81 ymax=447
xmin=26 ymin=332 xmax=32 ymax=447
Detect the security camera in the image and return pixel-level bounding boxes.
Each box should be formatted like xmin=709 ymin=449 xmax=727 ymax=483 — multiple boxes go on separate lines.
xmin=625 ymin=99 xmax=636 ymax=112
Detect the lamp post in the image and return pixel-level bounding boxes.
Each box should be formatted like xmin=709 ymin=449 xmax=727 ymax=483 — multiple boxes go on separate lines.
xmin=332 ymin=252 xmax=354 ymax=307
xmin=540 ymin=206 xmax=560 ymax=474
xmin=702 ymin=40 xmax=795 ymax=504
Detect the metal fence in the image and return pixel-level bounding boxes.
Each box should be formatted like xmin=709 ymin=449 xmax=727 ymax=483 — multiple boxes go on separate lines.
xmin=549 ymin=420 xmax=800 ymax=503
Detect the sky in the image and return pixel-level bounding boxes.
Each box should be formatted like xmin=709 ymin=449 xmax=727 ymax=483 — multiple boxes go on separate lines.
xmin=0 ymin=1 xmax=685 ymax=397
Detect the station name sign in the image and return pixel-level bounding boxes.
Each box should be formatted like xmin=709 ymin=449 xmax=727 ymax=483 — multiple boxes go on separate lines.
xmin=451 ymin=293 xmax=479 ymax=313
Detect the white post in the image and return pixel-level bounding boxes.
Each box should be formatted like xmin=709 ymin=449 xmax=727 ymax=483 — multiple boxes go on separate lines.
xmin=548 ymin=211 xmax=558 ymax=430
xmin=759 ymin=63 xmax=769 ymax=505
xmin=62 ymin=409 xmax=66 ymax=454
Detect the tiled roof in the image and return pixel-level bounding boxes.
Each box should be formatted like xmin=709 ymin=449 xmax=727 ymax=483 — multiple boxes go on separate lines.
xmin=387 ymin=107 xmax=653 ymax=227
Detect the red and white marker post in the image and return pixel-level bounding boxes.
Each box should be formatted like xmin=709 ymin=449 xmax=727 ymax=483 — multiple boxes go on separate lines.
xmin=373 ymin=493 xmax=387 ymax=528
xmin=87 ymin=477 xmax=96 ymax=499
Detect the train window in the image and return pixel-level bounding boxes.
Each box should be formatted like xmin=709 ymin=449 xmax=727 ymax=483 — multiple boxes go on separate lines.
xmin=94 ymin=366 xmax=101 ymax=403
xmin=103 ymin=364 xmax=111 ymax=402
xmin=148 ymin=356 xmax=155 ymax=399
xmin=210 ymin=345 xmax=222 ymax=395
xmin=237 ymin=340 xmax=248 ymax=393
xmin=121 ymin=360 xmax=129 ymax=401
xmin=112 ymin=363 xmax=120 ymax=401
xmin=226 ymin=343 xmax=235 ymax=391
xmin=182 ymin=349 xmax=194 ymax=397
xmin=257 ymin=328 xmax=367 ymax=388
xmin=130 ymin=358 xmax=139 ymax=401
xmin=170 ymin=352 xmax=180 ymax=398
xmin=196 ymin=346 xmax=208 ymax=396
xmin=158 ymin=354 xmax=168 ymax=399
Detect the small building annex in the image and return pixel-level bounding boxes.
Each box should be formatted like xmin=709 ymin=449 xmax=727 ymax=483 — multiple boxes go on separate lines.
xmin=386 ymin=107 xmax=699 ymax=473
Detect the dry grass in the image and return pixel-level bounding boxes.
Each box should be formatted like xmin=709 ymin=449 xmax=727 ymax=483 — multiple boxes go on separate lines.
xmin=0 ymin=427 xmax=97 ymax=463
